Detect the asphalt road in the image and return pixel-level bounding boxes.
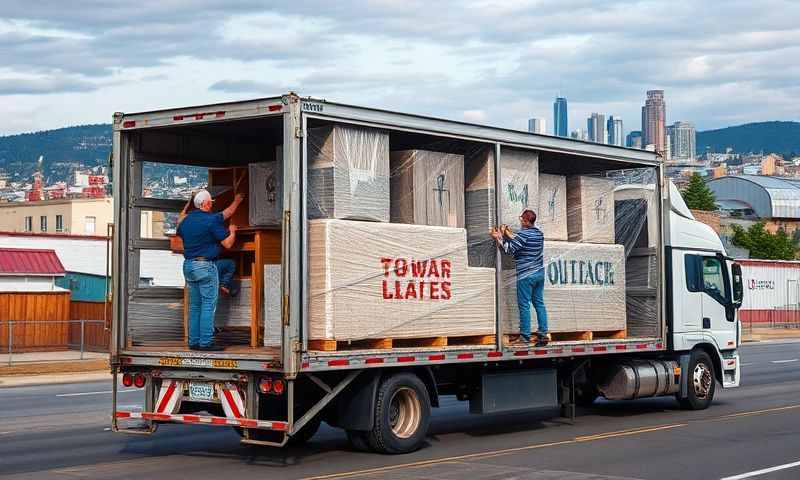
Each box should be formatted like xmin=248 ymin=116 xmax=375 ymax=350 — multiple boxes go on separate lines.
xmin=2 ymin=341 xmax=800 ymax=480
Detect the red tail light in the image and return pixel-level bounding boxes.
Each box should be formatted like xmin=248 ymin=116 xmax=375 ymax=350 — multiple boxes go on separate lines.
xmin=258 ymin=378 xmax=273 ymax=394
xmin=272 ymin=379 xmax=285 ymax=395
xmin=122 ymin=373 xmax=133 ymax=387
xmin=133 ymin=374 xmax=146 ymax=388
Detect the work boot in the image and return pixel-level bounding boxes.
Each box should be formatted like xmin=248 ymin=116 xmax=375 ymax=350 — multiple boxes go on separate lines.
xmin=534 ymin=333 xmax=551 ymax=347
xmin=509 ymin=335 xmax=531 ymax=347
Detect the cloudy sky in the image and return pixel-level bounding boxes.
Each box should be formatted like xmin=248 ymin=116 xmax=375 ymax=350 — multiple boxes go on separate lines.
xmin=1 ymin=0 xmax=798 ymax=136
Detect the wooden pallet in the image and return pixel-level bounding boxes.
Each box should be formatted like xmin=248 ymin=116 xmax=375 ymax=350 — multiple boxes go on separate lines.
xmin=308 ymin=334 xmax=496 ymax=352
xmin=504 ymin=329 xmax=626 ymax=344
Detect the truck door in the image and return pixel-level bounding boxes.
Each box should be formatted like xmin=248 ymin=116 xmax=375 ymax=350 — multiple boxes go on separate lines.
xmin=672 ymin=249 xmax=703 ymax=332
xmin=696 ymin=255 xmax=737 ymax=349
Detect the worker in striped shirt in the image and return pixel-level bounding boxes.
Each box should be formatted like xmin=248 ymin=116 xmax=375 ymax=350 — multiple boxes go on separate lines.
xmin=491 ymin=209 xmax=550 ymax=346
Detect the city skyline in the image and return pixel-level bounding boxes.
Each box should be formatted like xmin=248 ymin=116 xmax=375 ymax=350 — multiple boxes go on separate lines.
xmin=553 ymin=97 xmax=568 ymax=137
xmin=642 ymin=90 xmax=667 ymax=154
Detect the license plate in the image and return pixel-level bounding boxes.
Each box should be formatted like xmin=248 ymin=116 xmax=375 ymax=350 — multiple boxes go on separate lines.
xmin=188 ymin=382 xmax=215 ymax=402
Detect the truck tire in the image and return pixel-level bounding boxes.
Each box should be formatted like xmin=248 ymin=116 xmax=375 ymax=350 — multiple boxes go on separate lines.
xmin=367 ymin=372 xmax=431 ymax=454
xmin=346 ymin=430 xmax=372 ymax=452
xmin=678 ymin=350 xmax=716 ymax=410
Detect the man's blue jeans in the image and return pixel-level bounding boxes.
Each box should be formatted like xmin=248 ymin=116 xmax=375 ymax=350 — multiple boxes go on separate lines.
xmin=215 ymin=259 xmax=236 ymax=290
xmin=516 ymin=269 xmax=548 ymax=341
xmin=183 ymin=259 xmax=219 ymax=347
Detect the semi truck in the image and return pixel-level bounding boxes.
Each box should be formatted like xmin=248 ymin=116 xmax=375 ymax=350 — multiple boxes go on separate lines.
xmin=110 ymin=93 xmax=743 ymax=454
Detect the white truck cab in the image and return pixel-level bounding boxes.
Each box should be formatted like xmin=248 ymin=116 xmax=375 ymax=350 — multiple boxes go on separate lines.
xmin=667 ymin=181 xmax=742 ymax=393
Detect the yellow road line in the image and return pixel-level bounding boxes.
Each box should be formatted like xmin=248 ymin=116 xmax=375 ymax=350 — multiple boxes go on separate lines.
xmin=303 ymin=403 xmax=800 ymax=480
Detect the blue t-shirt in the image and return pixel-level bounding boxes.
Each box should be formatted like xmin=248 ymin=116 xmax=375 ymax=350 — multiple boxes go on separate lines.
xmin=177 ymin=210 xmax=229 ymax=259
xmin=503 ymin=226 xmax=545 ymax=276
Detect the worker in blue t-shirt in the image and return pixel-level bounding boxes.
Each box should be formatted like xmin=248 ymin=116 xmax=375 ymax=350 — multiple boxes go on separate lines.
xmin=177 ymin=189 xmax=244 ymax=351
xmin=491 ymin=209 xmax=550 ymax=347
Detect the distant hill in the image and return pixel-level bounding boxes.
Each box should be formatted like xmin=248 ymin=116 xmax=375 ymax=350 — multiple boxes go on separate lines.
xmin=0 ymin=124 xmax=112 ymax=181
xmin=697 ymin=121 xmax=800 ymax=156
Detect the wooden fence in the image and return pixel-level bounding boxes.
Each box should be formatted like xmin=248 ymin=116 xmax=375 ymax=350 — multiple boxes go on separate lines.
xmin=68 ymin=301 xmax=111 ymax=352
xmin=0 ymin=294 xmax=110 ymax=352
xmin=0 ymin=292 xmax=71 ymax=352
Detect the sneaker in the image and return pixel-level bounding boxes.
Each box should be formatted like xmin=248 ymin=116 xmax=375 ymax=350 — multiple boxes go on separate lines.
xmin=535 ymin=333 xmax=550 ymax=347
xmin=509 ymin=336 xmax=531 ymax=347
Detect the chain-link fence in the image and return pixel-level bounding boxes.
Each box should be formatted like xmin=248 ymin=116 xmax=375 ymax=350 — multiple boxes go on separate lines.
xmin=0 ymin=319 xmax=108 ymax=366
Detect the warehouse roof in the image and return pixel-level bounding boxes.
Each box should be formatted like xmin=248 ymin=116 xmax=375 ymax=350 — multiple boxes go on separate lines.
xmin=0 ymin=248 xmax=65 ymax=276
xmin=707 ymin=175 xmax=800 ymax=219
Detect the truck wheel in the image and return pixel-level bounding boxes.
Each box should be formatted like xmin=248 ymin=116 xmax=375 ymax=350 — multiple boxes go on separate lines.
xmin=678 ymin=350 xmax=716 ymax=410
xmin=346 ymin=430 xmax=372 ymax=452
xmin=368 ymin=373 xmax=431 ymax=454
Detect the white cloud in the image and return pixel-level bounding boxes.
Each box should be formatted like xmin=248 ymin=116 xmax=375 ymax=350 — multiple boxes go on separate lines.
xmin=0 ymin=0 xmax=798 ymax=135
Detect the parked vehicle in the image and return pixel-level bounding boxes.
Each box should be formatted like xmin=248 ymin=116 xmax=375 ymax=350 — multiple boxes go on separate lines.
xmin=110 ymin=93 xmax=742 ymax=453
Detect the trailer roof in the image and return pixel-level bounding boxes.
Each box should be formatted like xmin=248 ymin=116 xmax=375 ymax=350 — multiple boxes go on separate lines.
xmin=116 ymin=93 xmax=660 ymax=167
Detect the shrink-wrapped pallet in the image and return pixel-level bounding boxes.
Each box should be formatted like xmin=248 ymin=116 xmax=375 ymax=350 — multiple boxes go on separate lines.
xmin=614 ymin=185 xmax=658 ymax=250
xmin=308 ymin=124 xmax=390 ymax=222
xmin=308 ymin=219 xmax=495 ymax=341
xmin=249 ymin=148 xmax=283 ymax=226
xmin=567 ymin=176 xmax=616 ymax=243
xmin=502 ymin=242 xmax=626 ymax=335
xmin=537 ymin=174 xmax=568 ymax=241
xmin=391 ymin=150 xmax=465 ymax=228
xmin=128 ymin=287 xmax=184 ymax=344
xmin=264 ymin=265 xmax=282 ymax=347
xmin=463 ymin=147 xmax=539 ymax=267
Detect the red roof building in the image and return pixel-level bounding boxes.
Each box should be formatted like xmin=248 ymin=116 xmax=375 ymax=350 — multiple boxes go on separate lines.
xmin=0 ymin=248 xmax=66 ymax=276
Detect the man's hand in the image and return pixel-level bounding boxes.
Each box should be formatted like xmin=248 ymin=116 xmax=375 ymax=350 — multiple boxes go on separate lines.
xmin=234 ymin=193 xmax=245 ymax=204
xmin=221 ymin=223 xmax=237 ymax=249
xmin=502 ymin=224 xmax=515 ymax=239
xmin=490 ymin=227 xmax=503 ymax=241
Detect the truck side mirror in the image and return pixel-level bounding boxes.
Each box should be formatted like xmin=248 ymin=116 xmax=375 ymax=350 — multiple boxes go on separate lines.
xmin=732 ymin=263 xmax=743 ymax=308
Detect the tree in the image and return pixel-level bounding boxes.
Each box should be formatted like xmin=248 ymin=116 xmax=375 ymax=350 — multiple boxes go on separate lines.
xmin=730 ymin=222 xmax=796 ymax=260
xmin=681 ymin=173 xmax=717 ymax=211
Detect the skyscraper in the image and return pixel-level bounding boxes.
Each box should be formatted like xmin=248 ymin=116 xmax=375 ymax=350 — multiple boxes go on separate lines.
xmin=607 ymin=116 xmax=624 ymax=146
xmin=641 ymin=90 xmax=666 ymax=155
xmin=528 ymin=117 xmax=546 ymax=134
xmin=669 ymin=121 xmax=696 ymax=162
xmin=553 ymin=97 xmax=568 ymax=137
xmin=587 ymin=113 xmax=606 ymax=144
xmin=626 ymin=131 xmax=643 ymax=149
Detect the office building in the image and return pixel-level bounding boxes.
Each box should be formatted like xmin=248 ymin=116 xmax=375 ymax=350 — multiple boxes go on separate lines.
xmin=587 ymin=113 xmax=606 ymax=144
xmin=626 ymin=130 xmax=642 ymax=149
xmin=528 ymin=117 xmax=546 ymax=134
xmin=0 ymin=197 xmax=113 ymax=236
xmin=607 ymin=116 xmax=624 ymax=146
xmin=570 ymin=129 xmax=588 ymax=141
xmin=641 ymin=90 xmax=666 ymax=155
xmin=668 ymin=121 xmax=696 ymax=162
xmin=553 ymin=97 xmax=568 ymax=137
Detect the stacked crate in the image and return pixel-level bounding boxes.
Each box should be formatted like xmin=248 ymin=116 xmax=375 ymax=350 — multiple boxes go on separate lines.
xmin=390 ymin=150 xmax=465 ymax=228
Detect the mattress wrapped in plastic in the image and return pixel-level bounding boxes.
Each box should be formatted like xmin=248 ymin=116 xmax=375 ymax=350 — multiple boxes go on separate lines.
xmin=308 ymin=219 xmax=495 ymax=341
xmin=391 ymin=150 xmax=465 ymax=228
xmin=308 ymin=124 xmax=390 ymax=222
xmin=214 ymin=278 xmax=252 ymax=328
xmin=264 ymin=264 xmax=282 ymax=347
xmin=127 ymin=287 xmax=184 ymax=344
xmin=501 ymin=241 xmax=627 ymax=334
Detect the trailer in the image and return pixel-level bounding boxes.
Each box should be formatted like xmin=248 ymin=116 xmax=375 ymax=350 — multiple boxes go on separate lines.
xmin=111 ymin=93 xmax=743 ymax=453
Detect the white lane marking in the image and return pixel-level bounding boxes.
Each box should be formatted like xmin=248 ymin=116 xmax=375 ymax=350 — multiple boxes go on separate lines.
xmin=771 ymin=359 xmax=799 ymax=364
xmin=721 ymin=459 xmax=800 ymax=480
xmin=56 ymin=389 xmax=138 ymax=397
xmin=740 ymin=363 xmax=753 ymax=366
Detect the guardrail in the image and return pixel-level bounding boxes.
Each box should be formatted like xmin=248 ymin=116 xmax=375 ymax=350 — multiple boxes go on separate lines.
xmin=0 ymin=319 xmax=108 ymax=366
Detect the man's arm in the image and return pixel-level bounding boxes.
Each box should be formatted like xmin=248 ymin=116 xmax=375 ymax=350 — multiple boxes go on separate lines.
xmin=177 ymin=193 xmax=194 ymax=225
xmin=220 ymin=224 xmax=237 ymax=249
xmin=222 ymin=194 xmax=245 ymax=220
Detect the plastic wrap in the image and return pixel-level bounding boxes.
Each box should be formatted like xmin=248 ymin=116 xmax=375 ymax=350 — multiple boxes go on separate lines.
xmin=249 ymin=152 xmax=282 ymax=226
xmin=538 ymin=174 xmax=568 ymax=241
xmin=127 ymin=287 xmax=184 ymax=344
xmin=501 ymin=242 xmax=627 ymax=334
xmin=214 ymin=278 xmax=252 ymax=328
xmin=264 ymin=264 xmax=282 ymax=347
xmin=390 ymin=150 xmax=465 ymax=227
xmin=626 ymin=288 xmax=659 ymax=337
xmin=308 ymin=124 xmax=390 ymax=222
xmin=567 ymin=175 xmax=616 ymax=243
xmin=308 ymin=219 xmax=495 ymax=341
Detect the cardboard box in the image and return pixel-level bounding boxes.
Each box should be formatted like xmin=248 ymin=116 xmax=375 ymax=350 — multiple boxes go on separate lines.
xmin=502 ymin=241 xmax=626 ymax=334
xmin=308 ymin=219 xmax=495 ymax=341
xmin=391 ymin=150 xmax=465 ymax=228
xmin=308 ymin=124 xmax=390 ymax=222
xmin=463 ymin=147 xmax=539 ymax=266
xmin=537 ymin=174 xmax=568 ymax=241
xmin=567 ymin=176 xmax=616 ymax=243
